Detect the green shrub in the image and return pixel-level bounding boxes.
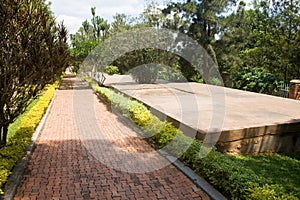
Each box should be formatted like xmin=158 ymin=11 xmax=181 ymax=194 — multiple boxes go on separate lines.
xmin=246 ymin=184 xmax=298 ymax=200
xmin=151 ymin=122 xmax=182 ymax=148
xmin=128 ymin=101 xmax=152 ymax=127
xmin=192 ymin=150 xmax=258 ymax=198
xmin=230 ymin=66 xmax=283 ymax=95
xmin=141 ymin=116 xmax=165 ymax=139
xmin=0 ymin=83 xmax=57 ymax=194
xmin=105 ymin=65 xmax=120 ymax=75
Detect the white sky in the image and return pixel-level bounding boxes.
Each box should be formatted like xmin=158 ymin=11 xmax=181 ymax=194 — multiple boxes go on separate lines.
xmin=46 ymin=0 xmax=168 ymax=34
xmin=46 ymin=0 xmax=252 ymax=35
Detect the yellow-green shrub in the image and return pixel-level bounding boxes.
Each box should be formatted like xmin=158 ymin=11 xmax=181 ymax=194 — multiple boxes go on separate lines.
xmin=105 ymin=65 xmax=120 ymax=75
xmin=128 ymin=101 xmax=152 ymax=126
xmin=0 ymin=83 xmax=57 ymax=194
xmin=245 ymin=184 xmax=298 ymax=200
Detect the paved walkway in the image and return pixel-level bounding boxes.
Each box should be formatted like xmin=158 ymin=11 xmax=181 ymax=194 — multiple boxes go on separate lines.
xmin=14 ymin=75 xmax=210 ymax=200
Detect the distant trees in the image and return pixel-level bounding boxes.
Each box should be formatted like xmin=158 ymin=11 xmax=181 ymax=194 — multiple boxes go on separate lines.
xmin=71 ymin=0 xmax=300 ymax=92
xmin=0 ymin=0 xmax=69 ymax=146
xmin=163 ymin=0 xmax=236 ymax=48
xmin=216 ymin=0 xmax=300 ymax=84
xmin=70 ymin=7 xmax=109 ymax=66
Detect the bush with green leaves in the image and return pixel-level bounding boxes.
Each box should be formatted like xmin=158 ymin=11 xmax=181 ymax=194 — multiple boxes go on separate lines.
xmin=229 ymin=66 xmax=283 ymax=95
xmin=0 ymin=82 xmax=57 ymax=195
xmin=245 ymin=184 xmax=297 ymax=200
xmin=105 ymin=65 xmax=120 ymax=75
xmin=83 ymin=76 xmax=298 ymax=199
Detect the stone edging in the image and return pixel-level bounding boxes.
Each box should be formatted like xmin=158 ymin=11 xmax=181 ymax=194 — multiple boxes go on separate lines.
xmin=161 ymin=151 xmax=227 ymax=200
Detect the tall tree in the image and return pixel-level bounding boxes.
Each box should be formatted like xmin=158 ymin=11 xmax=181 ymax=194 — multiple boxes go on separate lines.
xmin=91 ymin=7 xmax=110 ymax=41
xmin=217 ymin=0 xmax=300 ymax=82
xmin=70 ymin=7 xmax=110 ymax=66
xmin=0 ymin=0 xmax=69 ymax=146
xmin=163 ymin=0 xmax=236 ymax=47
xmin=111 ymin=13 xmax=132 ymax=34
xmin=162 ymin=0 xmax=236 ymax=82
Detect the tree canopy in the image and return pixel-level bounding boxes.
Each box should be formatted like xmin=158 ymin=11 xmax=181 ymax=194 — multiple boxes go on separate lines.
xmin=70 ymin=0 xmax=300 ymax=91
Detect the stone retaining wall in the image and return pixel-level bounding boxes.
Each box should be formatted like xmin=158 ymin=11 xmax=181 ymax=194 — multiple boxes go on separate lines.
xmin=211 ymin=122 xmax=300 ymax=155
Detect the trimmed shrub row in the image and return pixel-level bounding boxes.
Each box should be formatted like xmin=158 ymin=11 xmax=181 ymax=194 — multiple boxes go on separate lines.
xmin=83 ymin=76 xmax=297 ymax=199
xmin=0 ymin=83 xmax=58 ymax=194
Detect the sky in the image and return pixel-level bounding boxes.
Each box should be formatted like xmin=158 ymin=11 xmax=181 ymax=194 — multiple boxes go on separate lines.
xmin=46 ymin=0 xmax=252 ymax=35
xmin=46 ymin=0 xmax=170 ymax=35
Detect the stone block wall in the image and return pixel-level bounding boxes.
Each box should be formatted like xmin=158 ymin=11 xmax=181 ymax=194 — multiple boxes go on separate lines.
xmin=289 ymin=80 xmax=300 ymax=100
xmin=212 ymin=122 xmax=300 ymax=155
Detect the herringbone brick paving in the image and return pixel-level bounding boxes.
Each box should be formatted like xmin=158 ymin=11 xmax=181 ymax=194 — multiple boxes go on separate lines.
xmin=14 ymin=75 xmax=210 ymax=200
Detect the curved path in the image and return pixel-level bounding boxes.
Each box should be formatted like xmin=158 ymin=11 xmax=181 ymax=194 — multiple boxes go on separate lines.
xmin=14 ymin=75 xmax=210 ymax=200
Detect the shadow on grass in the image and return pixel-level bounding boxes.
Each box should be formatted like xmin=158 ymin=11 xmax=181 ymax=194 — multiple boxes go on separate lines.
xmin=233 ymin=153 xmax=300 ymax=198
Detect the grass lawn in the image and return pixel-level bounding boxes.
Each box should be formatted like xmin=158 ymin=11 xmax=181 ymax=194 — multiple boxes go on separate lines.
xmin=234 ymin=154 xmax=300 ymax=198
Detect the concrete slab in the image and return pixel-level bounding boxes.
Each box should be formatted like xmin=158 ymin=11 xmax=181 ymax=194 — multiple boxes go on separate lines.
xmin=104 ymin=74 xmax=300 ymax=154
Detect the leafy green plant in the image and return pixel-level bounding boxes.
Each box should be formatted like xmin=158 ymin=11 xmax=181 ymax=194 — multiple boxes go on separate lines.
xmin=0 ymin=83 xmax=57 ymax=194
xmin=245 ymin=184 xmax=298 ymax=200
xmin=230 ymin=66 xmax=283 ymax=95
xmin=234 ymin=154 xmax=300 ymax=198
xmin=105 ymin=65 xmax=120 ymax=75
xmin=128 ymin=101 xmax=152 ymax=126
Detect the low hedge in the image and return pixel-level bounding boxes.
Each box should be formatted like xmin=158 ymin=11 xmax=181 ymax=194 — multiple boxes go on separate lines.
xmin=83 ymin=76 xmax=297 ymax=199
xmin=0 ymin=82 xmax=57 ymax=195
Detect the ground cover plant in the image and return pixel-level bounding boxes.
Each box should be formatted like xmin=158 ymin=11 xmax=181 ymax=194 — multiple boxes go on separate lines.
xmin=83 ymin=76 xmax=299 ymax=199
xmin=0 ymin=83 xmax=58 ymax=195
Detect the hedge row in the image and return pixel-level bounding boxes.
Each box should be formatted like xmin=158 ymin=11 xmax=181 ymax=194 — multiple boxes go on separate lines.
xmin=83 ymin=76 xmax=297 ymax=199
xmin=0 ymin=82 xmax=57 ymax=194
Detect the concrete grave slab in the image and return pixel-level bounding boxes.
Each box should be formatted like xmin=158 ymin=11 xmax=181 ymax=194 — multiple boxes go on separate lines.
xmin=104 ymin=74 xmax=300 ymax=154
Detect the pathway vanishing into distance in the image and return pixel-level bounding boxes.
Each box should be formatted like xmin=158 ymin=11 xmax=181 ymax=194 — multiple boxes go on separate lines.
xmin=14 ymin=75 xmax=210 ymax=200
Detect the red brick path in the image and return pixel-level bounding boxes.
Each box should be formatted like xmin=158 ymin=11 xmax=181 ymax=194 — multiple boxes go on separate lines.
xmin=14 ymin=76 xmax=210 ymax=200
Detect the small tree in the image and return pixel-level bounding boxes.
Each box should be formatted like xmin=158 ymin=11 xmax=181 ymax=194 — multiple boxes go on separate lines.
xmin=0 ymin=0 xmax=69 ymax=146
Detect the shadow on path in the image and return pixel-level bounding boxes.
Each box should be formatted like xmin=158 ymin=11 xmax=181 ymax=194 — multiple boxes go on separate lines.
xmin=13 ymin=75 xmax=211 ymax=200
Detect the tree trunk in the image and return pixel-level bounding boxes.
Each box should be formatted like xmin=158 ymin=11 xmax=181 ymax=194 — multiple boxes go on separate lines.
xmin=0 ymin=125 xmax=2 ymax=146
xmin=0 ymin=124 xmax=8 ymax=147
